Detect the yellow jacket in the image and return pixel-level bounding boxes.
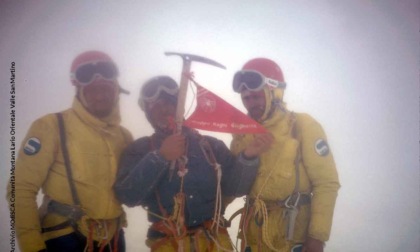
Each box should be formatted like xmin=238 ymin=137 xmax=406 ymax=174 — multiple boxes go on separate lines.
xmin=230 ymin=87 xmax=340 ymax=249
xmin=8 ymin=98 xmax=132 ymax=252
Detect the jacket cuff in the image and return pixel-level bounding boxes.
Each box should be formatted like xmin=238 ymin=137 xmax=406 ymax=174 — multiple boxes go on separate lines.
xmin=238 ymin=152 xmax=259 ymax=167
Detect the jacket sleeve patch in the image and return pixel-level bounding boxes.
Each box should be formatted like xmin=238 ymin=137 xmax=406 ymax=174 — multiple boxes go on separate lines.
xmin=314 ymin=138 xmax=329 ymax=156
xmin=23 ymin=137 xmax=41 ymax=155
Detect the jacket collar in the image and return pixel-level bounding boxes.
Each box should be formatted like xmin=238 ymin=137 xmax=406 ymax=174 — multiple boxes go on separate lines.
xmin=261 ymin=107 xmax=297 ymax=139
xmin=262 ymin=106 xmax=287 ymax=128
xmin=72 ymin=97 xmax=121 ymax=131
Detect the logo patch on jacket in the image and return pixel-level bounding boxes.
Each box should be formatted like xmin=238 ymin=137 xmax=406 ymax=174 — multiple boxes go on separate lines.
xmin=23 ymin=137 xmax=41 ymax=155
xmin=314 ymin=139 xmax=329 ymax=156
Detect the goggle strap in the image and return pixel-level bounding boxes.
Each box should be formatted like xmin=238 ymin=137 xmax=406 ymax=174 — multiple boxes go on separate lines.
xmin=266 ymin=77 xmax=286 ymax=89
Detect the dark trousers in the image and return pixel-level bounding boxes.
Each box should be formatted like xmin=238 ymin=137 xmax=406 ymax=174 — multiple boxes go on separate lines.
xmin=45 ymin=230 xmax=125 ymax=252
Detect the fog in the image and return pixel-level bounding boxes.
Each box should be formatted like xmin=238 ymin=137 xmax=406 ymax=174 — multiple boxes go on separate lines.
xmin=0 ymin=1 xmax=418 ymax=251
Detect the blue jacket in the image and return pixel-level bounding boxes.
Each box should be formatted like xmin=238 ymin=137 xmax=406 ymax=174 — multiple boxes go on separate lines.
xmin=114 ymin=127 xmax=259 ymax=228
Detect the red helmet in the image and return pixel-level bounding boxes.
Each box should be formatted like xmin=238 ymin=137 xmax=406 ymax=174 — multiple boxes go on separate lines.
xmin=70 ymin=51 xmax=119 ymax=87
xmin=71 ymin=50 xmax=114 ymax=73
xmin=242 ymin=58 xmax=285 ymax=83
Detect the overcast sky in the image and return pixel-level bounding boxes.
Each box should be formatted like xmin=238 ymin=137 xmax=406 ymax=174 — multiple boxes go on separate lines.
xmin=1 ymin=1 xmax=419 ymax=251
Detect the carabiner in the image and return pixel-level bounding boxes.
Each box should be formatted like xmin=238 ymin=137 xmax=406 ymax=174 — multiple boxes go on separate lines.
xmin=285 ymin=192 xmax=301 ymax=208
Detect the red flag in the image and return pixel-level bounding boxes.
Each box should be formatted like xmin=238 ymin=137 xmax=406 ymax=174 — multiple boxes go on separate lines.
xmin=184 ymin=84 xmax=266 ymax=133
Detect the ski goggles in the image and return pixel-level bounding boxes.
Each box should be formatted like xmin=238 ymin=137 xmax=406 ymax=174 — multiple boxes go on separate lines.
xmin=139 ymin=76 xmax=179 ymax=109
xmin=232 ymin=70 xmax=286 ymax=93
xmin=71 ymin=61 xmax=118 ymax=85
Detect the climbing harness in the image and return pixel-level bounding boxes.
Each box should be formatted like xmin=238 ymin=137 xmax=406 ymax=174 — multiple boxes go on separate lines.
xmin=41 ymin=113 xmax=122 ymax=252
xmin=148 ymin=130 xmax=234 ymax=251
xmin=232 ymin=113 xmax=312 ymax=252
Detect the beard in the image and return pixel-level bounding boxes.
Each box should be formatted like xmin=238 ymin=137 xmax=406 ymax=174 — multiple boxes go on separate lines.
xmin=248 ymin=106 xmax=265 ymax=121
xmin=153 ymin=116 xmax=176 ymax=134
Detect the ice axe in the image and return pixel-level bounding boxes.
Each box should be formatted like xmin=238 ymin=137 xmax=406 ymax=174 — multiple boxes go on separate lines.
xmin=164 ymin=52 xmax=226 ymax=134
xmin=165 ymin=52 xmax=225 ymax=179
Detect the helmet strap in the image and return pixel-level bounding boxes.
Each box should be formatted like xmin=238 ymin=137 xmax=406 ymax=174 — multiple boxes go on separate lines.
xmin=262 ymin=89 xmax=287 ymax=122
xmin=77 ymin=87 xmax=89 ymax=108
xmin=273 ymin=98 xmax=286 ymax=112
xmin=265 ymin=90 xmax=278 ymax=120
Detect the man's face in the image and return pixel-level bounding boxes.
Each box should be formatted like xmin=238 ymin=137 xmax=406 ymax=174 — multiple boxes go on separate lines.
xmin=80 ymin=78 xmax=117 ymax=118
xmin=147 ymin=98 xmax=177 ymax=132
xmin=241 ymin=89 xmax=266 ymax=121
